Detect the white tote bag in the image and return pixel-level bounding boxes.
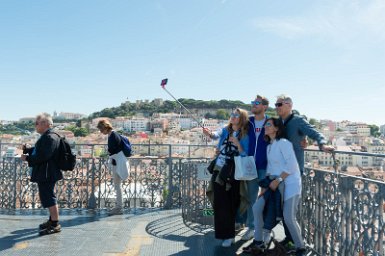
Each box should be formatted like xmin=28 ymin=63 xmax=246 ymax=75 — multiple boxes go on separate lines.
xmin=234 ymin=155 xmax=258 ymax=180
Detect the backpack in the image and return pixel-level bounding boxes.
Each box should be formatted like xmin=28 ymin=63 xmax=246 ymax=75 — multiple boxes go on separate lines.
xmin=53 ymin=132 xmax=76 ymax=171
xmin=119 ymin=134 xmax=132 ymax=157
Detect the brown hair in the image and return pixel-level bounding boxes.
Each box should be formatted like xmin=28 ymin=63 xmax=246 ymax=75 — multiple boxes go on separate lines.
xmin=97 ymin=119 xmax=113 ymax=132
xmin=227 ymin=108 xmax=249 ymax=138
xmin=256 ymin=94 xmax=269 ymax=106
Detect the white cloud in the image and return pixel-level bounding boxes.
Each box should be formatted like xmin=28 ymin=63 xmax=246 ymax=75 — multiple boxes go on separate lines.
xmin=252 ymin=0 xmax=385 ymax=46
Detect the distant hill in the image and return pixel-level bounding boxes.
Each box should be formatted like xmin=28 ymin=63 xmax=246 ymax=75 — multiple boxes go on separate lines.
xmin=89 ymin=99 xmax=277 ymax=119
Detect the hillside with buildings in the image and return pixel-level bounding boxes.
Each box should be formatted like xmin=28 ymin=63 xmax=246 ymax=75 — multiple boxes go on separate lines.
xmin=1 ymin=99 xmax=385 ymax=181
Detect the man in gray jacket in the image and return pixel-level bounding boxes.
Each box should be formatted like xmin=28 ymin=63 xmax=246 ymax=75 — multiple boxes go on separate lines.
xmin=275 ymin=94 xmax=334 ymax=253
xmin=275 ymin=94 xmax=334 ymax=174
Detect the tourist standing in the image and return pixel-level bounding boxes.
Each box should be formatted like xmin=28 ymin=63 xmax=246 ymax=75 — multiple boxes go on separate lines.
xmin=21 ymin=113 xmax=62 ymax=235
xmin=203 ymin=108 xmax=249 ymax=247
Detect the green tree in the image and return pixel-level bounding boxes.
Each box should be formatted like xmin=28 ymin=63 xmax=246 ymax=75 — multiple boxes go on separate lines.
xmin=368 ymin=124 xmax=380 ymax=137
xmin=74 ymin=127 xmax=89 ymax=137
xmin=216 ymin=109 xmax=229 ymax=120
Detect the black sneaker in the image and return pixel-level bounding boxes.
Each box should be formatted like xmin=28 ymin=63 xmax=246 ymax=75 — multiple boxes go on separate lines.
xmin=279 ymin=237 xmax=293 ymax=246
xmin=242 ymin=240 xmax=264 ymax=253
xmin=39 ymin=219 xmax=52 ymax=230
xmin=295 ymin=247 xmax=307 ymax=256
xmin=39 ymin=224 xmax=61 ymax=236
xmin=279 ymin=237 xmax=296 ymax=253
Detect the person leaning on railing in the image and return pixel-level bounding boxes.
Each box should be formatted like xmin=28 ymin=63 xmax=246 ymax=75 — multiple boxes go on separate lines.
xmin=275 ymin=94 xmax=334 ymax=251
xmin=97 ymin=119 xmax=127 ymax=216
xmin=203 ymin=108 xmax=249 ymax=248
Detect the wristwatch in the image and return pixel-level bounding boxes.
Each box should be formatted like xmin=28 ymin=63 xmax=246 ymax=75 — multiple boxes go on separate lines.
xmin=276 ymin=177 xmax=283 ymax=183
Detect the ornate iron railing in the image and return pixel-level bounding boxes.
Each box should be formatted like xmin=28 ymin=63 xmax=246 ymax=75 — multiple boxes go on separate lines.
xmin=180 ymin=149 xmax=385 ymax=256
xmin=1 ymin=142 xmax=385 ymax=255
xmin=302 ymin=150 xmax=385 ymax=256
xmin=0 ymin=142 xmax=216 ymax=212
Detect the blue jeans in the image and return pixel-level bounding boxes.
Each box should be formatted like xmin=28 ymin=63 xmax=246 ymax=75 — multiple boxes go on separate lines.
xmin=246 ymin=169 xmax=266 ymax=229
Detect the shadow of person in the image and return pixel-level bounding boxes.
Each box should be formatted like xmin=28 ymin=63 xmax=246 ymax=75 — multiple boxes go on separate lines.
xmin=0 ymin=213 xmax=107 ymax=252
xmin=145 ymin=213 xmax=246 ymax=256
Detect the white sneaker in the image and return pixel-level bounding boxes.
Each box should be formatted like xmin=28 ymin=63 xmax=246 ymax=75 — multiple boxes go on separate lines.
xmin=222 ymin=238 xmax=235 ymax=247
xmin=235 ymin=223 xmax=244 ymax=231
xmin=241 ymin=228 xmax=254 ymax=241
xmin=108 ymin=207 xmax=123 ymax=216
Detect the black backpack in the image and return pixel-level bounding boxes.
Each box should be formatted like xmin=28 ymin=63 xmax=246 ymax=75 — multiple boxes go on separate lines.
xmin=53 ymin=132 xmax=76 ymax=171
xmin=119 ymin=134 xmax=132 ymax=157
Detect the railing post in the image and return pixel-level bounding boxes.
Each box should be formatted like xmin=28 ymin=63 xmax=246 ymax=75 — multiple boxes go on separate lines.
xmin=87 ymin=158 xmax=97 ymax=209
xmin=13 ymin=158 xmax=18 ymax=209
xmin=164 ymin=145 xmax=174 ymax=209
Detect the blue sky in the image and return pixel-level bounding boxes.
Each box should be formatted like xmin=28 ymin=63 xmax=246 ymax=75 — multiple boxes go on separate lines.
xmin=1 ymin=0 xmax=384 ymax=125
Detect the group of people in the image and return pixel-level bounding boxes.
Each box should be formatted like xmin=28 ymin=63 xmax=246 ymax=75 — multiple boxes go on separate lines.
xmin=20 ymin=94 xmax=333 ymax=254
xmin=21 ymin=115 xmax=128 ymax=236
xmin=202 ymin=94 xmax=333 ymax=256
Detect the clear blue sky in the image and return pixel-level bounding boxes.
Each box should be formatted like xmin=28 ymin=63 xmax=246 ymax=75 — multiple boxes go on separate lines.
xmin=1 ymin=0 xmax=384 ymax=126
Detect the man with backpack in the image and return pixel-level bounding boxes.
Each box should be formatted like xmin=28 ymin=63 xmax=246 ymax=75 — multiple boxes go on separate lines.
xmin=21 ymin=113 xmax=63 ymax=236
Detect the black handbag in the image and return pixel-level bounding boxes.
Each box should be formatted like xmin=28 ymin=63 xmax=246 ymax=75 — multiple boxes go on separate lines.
xmin=219 ymin=158 xmax=235 ymax=182
xmin=207 ymin=158 xmax=217 ymax=174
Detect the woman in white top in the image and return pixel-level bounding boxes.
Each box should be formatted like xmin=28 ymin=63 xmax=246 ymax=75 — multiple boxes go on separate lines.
xmin=251 ymin=118 xmax=306 ymax=256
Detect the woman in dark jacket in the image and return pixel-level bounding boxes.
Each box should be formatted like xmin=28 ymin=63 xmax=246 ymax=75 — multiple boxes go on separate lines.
xmin=97 ymin=119 xmax=124 ymax=215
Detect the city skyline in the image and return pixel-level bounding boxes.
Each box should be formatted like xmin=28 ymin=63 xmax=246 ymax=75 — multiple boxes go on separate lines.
xmin=1 ymin=1 xmax=384 ymax=126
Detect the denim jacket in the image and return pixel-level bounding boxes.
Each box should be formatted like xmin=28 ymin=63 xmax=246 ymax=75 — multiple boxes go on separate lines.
xmin=212 ymin=127 xmax=249 ymax=157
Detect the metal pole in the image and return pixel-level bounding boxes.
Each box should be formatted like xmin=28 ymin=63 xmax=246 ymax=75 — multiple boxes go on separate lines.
xmin=161 ymin=85 xmax=205 ymax=129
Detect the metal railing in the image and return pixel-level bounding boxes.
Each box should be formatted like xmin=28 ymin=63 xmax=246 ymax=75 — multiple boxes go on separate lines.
xmin=1 ymin=142 xmax=385 ymax=255
xmin=180 ymin=149 xmax=385 ymax=256
xmin=0 ymin=143 xmax=216 ymax=212
xmin=301 ymin=150 xmax=385 ymax=256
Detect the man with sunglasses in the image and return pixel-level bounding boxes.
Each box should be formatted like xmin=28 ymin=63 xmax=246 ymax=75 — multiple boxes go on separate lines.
xmin=21 ymin=113 xmax=63 ymax=236
xmin=241 ymin=95 xmax=270 ymax=242
xmin=275 ymin=94 xmax=334 ymax=252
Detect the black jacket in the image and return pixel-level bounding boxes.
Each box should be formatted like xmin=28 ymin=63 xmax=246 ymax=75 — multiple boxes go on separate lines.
xmin=26 ymin=129 xmax=63 ymax=183
xmin=108 ymin=131 xmax=122 ymax=155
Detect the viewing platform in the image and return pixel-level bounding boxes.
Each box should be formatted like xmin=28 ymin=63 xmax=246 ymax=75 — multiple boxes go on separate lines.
xmin=1 ymin=143 xmax=384 ymax=255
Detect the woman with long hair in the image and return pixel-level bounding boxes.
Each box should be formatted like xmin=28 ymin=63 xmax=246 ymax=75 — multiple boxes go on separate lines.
xmin=203 ymin=108 xmax=249 ymax=247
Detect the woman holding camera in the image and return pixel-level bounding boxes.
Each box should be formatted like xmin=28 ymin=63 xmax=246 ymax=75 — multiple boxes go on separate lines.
xmin=203 ymin=108 xmax=249 ymax=247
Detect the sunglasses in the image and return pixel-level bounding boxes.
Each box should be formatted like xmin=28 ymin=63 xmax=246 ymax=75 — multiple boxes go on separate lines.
xmin=264 ymin=122 xmax=273 ymax=128
xmin=230 ymin=113 xmax=240 ymax=118
xmin=251 ymin=100 xmax=262 ymax=106
xmin=275 ymin=102 xmax=288 ymax=107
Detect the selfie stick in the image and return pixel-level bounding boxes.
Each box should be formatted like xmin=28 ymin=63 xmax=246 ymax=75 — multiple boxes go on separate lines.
xmin=160 ymin=79 xmax=205 ymax=129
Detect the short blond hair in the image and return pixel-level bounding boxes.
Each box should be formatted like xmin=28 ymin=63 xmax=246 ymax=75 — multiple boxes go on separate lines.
xmin=97 ymin=119 xmax=113 ymax=132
